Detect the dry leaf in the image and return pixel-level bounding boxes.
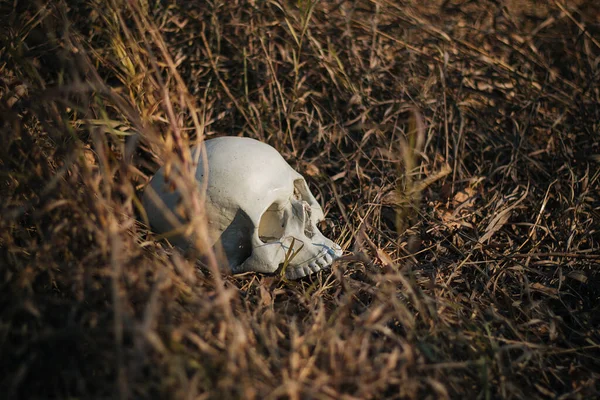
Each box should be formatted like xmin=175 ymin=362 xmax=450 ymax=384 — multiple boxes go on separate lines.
xmin=566 ymin=271 xmax=588 ymax=283
xmin=479 ymin=186 xmax=528 ymax=244
xmin=304 ymin=163 xmax=320 ymax=177
xmin=479 ymin=208 xmax=512 ymax=244
xmin=530 ymin=282 xmax=559 ymax=298
xmin=332 ymin=171 xmax=346 ymax=181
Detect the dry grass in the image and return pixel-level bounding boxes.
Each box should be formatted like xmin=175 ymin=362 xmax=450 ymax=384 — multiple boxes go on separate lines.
xmin=1 ymin=0 xmax=599 ymax=399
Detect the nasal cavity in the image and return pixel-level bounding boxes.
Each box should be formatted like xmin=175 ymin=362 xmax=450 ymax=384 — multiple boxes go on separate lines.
xmin=303 ymin=202 xmax=315 ymax=238
xmin=258 ymin=202 xmax=286 ymax=243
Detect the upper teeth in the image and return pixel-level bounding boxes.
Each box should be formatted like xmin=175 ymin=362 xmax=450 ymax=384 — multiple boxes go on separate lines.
xmin=285 ymin=249 xmax=338 ymax=279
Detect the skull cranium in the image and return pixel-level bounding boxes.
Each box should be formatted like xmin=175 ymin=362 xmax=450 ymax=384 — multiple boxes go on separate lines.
xmin=142 ymin=136 xmax=342 ymax=279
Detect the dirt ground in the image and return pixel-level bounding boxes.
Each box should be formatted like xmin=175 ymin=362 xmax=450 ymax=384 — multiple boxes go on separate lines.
xmin=1 ymin=0 xmax=599 ymax=399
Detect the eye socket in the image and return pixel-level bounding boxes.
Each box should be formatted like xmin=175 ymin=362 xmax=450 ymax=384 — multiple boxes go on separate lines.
xmin=258 ymin=202 xmax=285 ymax=243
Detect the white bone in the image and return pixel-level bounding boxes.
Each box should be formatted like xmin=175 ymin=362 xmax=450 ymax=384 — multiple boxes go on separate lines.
xmin=142 ymin=136 xmax=342 ymax=279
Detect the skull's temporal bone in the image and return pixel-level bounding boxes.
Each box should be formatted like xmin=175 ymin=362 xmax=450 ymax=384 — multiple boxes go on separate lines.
xmin=142 ymin=136 xmax=342 ymax=279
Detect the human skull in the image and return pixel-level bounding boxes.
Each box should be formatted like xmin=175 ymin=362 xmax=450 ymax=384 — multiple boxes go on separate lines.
xmin=142 ymin=136 xmax=343 ymax=279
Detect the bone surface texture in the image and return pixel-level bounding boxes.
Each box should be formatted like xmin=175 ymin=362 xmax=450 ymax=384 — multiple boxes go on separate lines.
xmin=143 ymin=136 xmax=343 ymax=279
